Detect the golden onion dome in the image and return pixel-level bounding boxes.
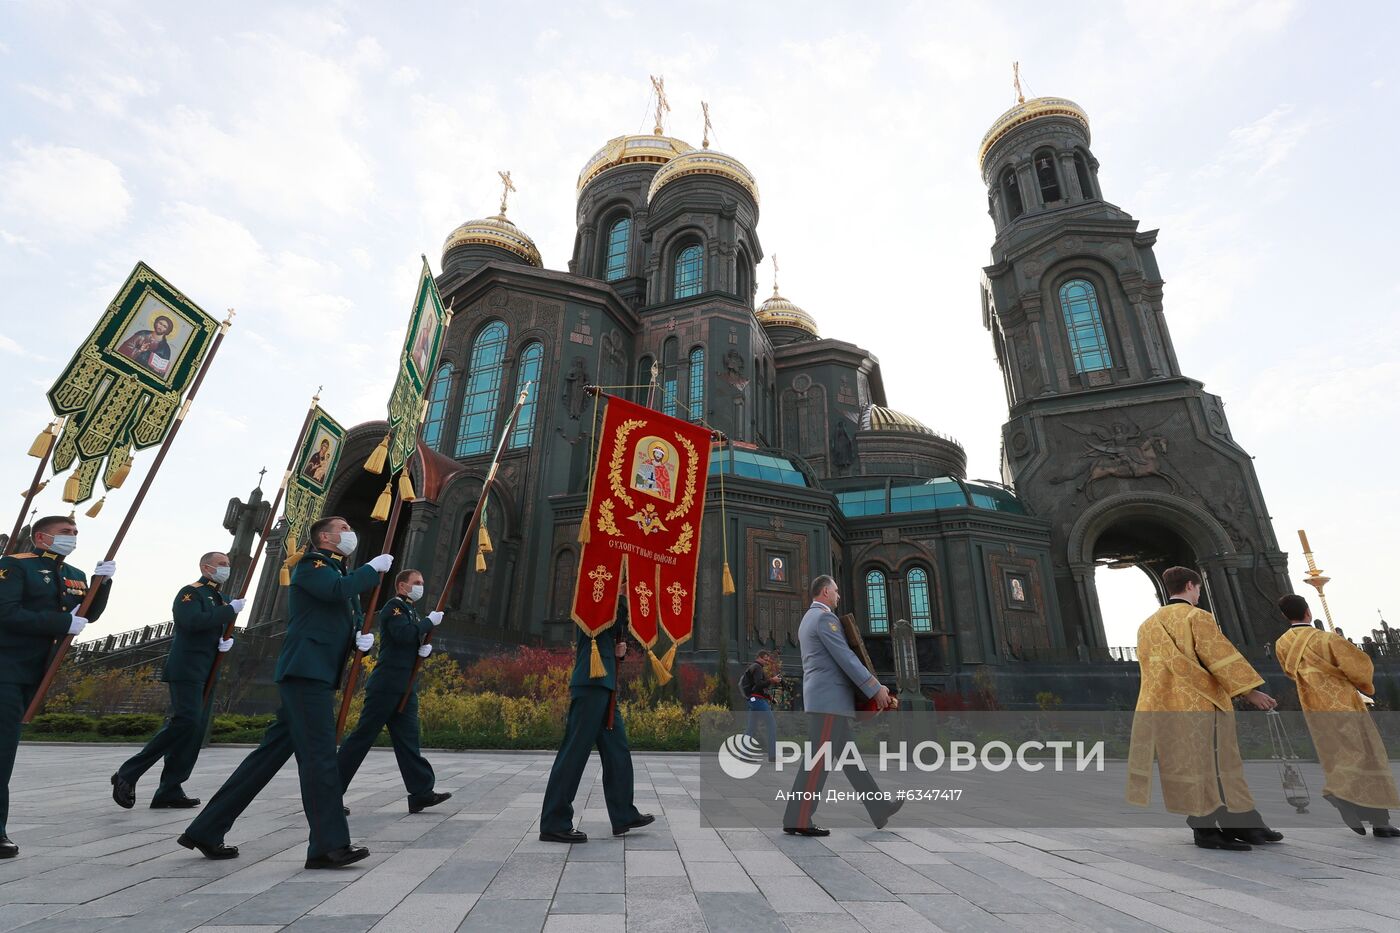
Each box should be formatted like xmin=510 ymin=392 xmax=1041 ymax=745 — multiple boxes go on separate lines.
xmin=646 ymin=148 xmax=759 ymax=205
xmin=755 ymin=288 xmax=817 ymax=337
xmin=577 ymin=133 xmax=695 ymax=192
xmin=862 ymin=405 xmax=939 ymax=437
xmin=441 ymin=213 xmax=542 ymax=268
xmin=978 ymin=96 xmax=1090 ymax=168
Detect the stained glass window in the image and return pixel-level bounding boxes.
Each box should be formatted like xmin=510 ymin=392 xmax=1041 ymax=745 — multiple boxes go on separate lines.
xmin=422 ymin=362 xmax=453 ymax=452
xmin=455 ymin=321 xmax=507 ymax=457
xmin=866 ymin=569 xmax=890 ymax=634
xmin=1058 ymin=279 xmax=1113 ymax=373
xmin=509 ymin=342 xmax=543 ymax=449
xmin=604 ymin=217 xmax=630 ymax=281
xmin=688 ymin=347 xmax=704 ymax=422
xmin=674 ymin=244 xmax=703 ymax=298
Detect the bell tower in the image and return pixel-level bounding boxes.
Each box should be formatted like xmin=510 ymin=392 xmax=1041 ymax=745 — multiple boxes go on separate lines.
xmin=979 ymin=86 xmax=1290 ymax=650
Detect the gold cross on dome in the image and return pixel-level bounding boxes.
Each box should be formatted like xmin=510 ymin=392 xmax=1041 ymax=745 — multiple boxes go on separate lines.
xmin=771 ymin=254 xmax=780 ymax=296
xmin=1013 ymin=61 xmax=1025 ymax=104
xmin=651 ymin=75 xmax=670 ymax=135
xmin=701 ymin=101 xmax=712 ymax=148
xmin=498 ymin=170 xmax=516 ymax=215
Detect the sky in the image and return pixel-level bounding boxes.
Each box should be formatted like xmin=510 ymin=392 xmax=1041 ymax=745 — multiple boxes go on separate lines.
xmin=0 ymin=0 xmax=1396 ymax=648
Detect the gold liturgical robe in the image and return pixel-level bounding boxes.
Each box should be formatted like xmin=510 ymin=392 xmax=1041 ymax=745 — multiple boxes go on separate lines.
xmin=1127 ymin=602 xmax=1263 ymax=816
xmin=1276 ymin=625 xmax=1400 ymax=809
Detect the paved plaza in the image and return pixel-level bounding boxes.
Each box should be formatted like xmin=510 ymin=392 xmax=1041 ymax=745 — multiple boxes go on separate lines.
xmin=2 ymin=745 xmax=1399 ymax=932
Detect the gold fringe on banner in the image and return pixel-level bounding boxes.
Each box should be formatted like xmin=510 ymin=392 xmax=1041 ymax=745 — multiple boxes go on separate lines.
xmin=364 ymin=435 xmax=390 ymax=474
xmin=27 ymin=425 xmax=54 ymax=459
xmin=21 ymin=479 xmax=49 ymax=498
xmin=107 ymin=456 xmax=132 ymax=489
xmin=398 ymin=471 xmax=416 ymax=501
xmin=478 ymin=522 xmax=493 ymax=554
xmin=279 ymin=546 xmax=305 ymax=586
xmin=62 ymin=470 xmax=81 ymax=503
xmin=371 ymin=482 xmax=392 ymax=521
xmin=85 ymin=497 xmax=106 ymax=518
xmin=589 ymin=636 xmax=606 ymax=678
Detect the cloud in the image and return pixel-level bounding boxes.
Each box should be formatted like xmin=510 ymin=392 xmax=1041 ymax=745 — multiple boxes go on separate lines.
xmin=1202 ymin=105 xmax=1314 ymax=181
xmin=0 ymin=143 xmax=131 ymax=239
xmin=0 ymin=335 xmax=22 ymax=354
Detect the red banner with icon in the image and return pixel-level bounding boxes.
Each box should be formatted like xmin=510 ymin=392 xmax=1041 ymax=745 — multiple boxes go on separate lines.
xmin=571 ymin=395 xmax=712 ymax=652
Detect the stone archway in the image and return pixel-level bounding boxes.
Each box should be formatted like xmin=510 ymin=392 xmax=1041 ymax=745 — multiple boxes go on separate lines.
xmin=1066 ymin=491 xmax=1240 ymax=648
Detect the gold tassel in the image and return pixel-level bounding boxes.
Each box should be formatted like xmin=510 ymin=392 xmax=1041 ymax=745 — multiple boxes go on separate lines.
xmin=364 ymin=435 xmax=390 ymax=474
xmin=398 ymin=471 xmax=416 ymax=501
xmin=478 ymin=522 xmax=493 ymax=554
xmin=648 ymin=648 xmax=673 ymax=685
xmin=370 ymin=482 xmax=392 ymax=521
xmin=577 ymin=510 xmax=591 ymax=544
xmin=475 ymin=550 xmax=487 ymax=573
xmin=589 ymin=636 xmax=606 ymax=678
xmin=722 ymin=561 xmax=736 ymax=595
xmin=659 ymin=638 xmax=677 ymax=674
xmin=108 ymin=456 xmax=132 ymax=489
xmin=62 ymin=470 xmax=81 ymax=503
xmin=27 ymin=425 xmax=54 ymax=459
xmin=279 ymin=546 xmax=305 ymax=587
xmin=85 ymin=496 xmax=105 ymax=517
xmin=21 ymin=479 xmax=49 ymax=498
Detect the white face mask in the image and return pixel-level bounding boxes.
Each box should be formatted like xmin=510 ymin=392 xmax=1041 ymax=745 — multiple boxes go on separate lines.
xmin=46 ymin=534 xmax=77 ymax=556
xmin=407 ymin=585 xmax=424 ymax=602
xmin=334 ymin=530 xmax=358 ymax=556
xmin=209 ymin=566 xmax=231 ymax=584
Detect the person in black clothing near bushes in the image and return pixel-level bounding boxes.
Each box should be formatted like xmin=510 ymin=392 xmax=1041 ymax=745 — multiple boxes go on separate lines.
xmin=740 ymin=649 xmax=779 ymax=760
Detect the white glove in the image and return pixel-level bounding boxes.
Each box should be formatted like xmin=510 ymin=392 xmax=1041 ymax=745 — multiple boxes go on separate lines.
xmin=68 ymin=611 xmax=88 ymax=636
xmin=368 ymin=553 xmax=394 ymax=573
xmin=218 ymin=637 xmax=234 ymax=653
xmin=94 ymin=560 xmax=116 ymax=579
xmin=427 ymin=611 xmax=443 ymax=626
xmin=417 ymin=643 xmax=433 ymax=658
xmin=229 ymin=598 xmax=246 ymax=613
xmin=355 ymin=632 xmax=375 ymax=652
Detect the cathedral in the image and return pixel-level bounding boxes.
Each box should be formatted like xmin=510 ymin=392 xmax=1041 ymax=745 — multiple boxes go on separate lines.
xmin=244 ymin=87 xmax=1292 ymax=704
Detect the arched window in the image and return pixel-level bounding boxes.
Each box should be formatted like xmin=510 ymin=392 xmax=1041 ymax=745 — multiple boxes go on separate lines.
xmin=673 ymin=243 xmax=704 ymax=299
xmin=637 ymin=355 xmax=654 ymax=406
xmin=661 ymin=338 xmax=679 ymax=418
xmin=1058 ymin=279 xmax=1113 ymax=373
xmin=1073 ymin=151 xmax=1095 ymax=199
xmin=1035 ymin=149 xmax=1062 ymax=203
xmin=603 ymin=217 xmax=631 ymax=281
xmin=1001 ymin=169 xmax=1024 ymax=221
xmin=455 ymin=321 xmax=508 ymax=457
xmin=735 ymin=250 xmax=751 ymax=301
xmin=551 ymin=549 xmax=576 ymax=621
xmin=866 ymin=569 xmax=890 ymax=634
xmin=422 ymin=362 xmax=453 ymax=452
xmin=907 ymin=567 xmax=933 ymax=633
xmin=687 ymin=347 xmax=704 ymax=422
xmin=509 ymin=342 xmax=543 ymax=449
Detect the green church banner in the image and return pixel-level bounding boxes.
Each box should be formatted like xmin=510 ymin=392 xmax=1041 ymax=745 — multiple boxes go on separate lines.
xmin=283 ymin=406 xmax=346 ymax=551
xmin=383 ymin=257 xmax=450 ymax=475
xmin=46 ymin=262 xmax=220 ymax=503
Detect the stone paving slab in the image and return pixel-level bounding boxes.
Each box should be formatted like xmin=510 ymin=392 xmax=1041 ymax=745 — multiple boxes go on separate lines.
xmin=1 ymin=745 xmax=1397 ymax=931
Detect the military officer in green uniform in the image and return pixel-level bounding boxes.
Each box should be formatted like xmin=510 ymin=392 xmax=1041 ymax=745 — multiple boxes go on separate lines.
xmin=112 ymin=551 xmax=244 ymax=810
xmin=0 ymin=515 xmax=113 ymax=859
xmin=179 ymin=516 xmax=392 ymax=868
xmin=539 ymin=599 xmax=654 ymax=844
xmin=337 ymin=568 xmax=451 ymax=812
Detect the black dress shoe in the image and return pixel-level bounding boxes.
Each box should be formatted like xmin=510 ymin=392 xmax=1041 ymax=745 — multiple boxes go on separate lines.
xmin=539 ymin=829 xmax=588 ymax=844
xmin=0 ymin=835 xmax=17 ymax=859
xmin=612 ymin=813 xmax=655 ymax=836
xmin=408 ymin=791 xmax=452 ymax=814
xmin=1225 ymin=827 xmax=1283 ymax=845
xmin=151 ymin=796 xmax=201 ymax=809
xmin=1374 ymin=825 xmax=1400 ymax=837
xmin=110 ymin=773 xmax=135 ymax=810
xmin=783 ymin=825 xmax=831 ymax=837
xmin=873 ymin=798 xmax=904 ymax=830
xmin=177 ymin=834 xmax=239 ymax=860
xmin=305 ymin=845 xmax=369 ymax=869
xmin=1193 ymin=828 xmax=1251 ymax=851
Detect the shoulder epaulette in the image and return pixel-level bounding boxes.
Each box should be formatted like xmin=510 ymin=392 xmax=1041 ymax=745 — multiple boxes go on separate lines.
xmin=191 ymin=581 xmax=205 ymax=588
xmin=7 ymin=552 xmax=37 ymax=560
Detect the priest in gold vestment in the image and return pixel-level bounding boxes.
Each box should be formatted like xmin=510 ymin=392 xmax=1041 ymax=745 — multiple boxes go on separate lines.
xmin=1275 ymin=594 xmax=1400 ymax=838
xmin=1127 ymin=566 xmax=1283 ymax=850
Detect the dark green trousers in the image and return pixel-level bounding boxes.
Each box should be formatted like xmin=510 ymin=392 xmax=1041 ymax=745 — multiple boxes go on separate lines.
xmin=116 ymin=679 xmax=215 ymax=802
xmin=0 ymin=683 xmax=36 ymax=837
xmin=184 ymin=676 xmax=349 ymax=858
xmin=337 ymin=683 xmax=434 ymax=799
xmin=540 ymin=686 xmax=642 ymax=834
